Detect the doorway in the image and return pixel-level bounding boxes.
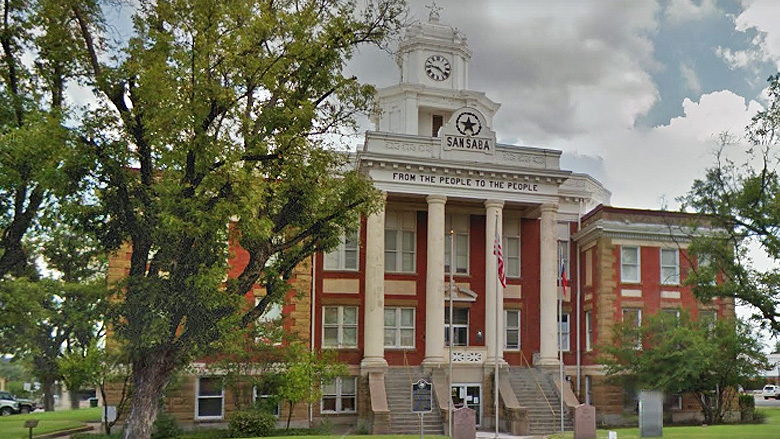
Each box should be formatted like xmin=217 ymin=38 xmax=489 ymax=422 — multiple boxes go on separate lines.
xmin=451 ymin=384 xmax=481 ymax=426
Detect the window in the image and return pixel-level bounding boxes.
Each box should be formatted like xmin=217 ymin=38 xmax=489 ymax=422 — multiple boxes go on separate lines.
xmin=584 ymin=249 xmax=593 ymax=287
xmin=621 ymin=246 xmax=640 ymax=283
xmin=384 ymin=307 xmax=415 ymax=348
xmin=385 ymin=210 xmax=416 ymax=273
xmin=585 ymin=311 xmax=593 ymax=352
xmin=322 ymin=306 xmax=358 ymax=348
xmin=660 ymin=248 xmax=680 ymax=285
xmin=505 ymin=310 xmax=520 ymax=350
xmin=432 ymin=114 xmax=444 ymax=137
xmin=196 ymin=377 xmax=224 ymax=420
xmin=321 ymin=377 xmax=356 ymax=413
xmin=253 ymin=384 xmax=281 ymax=417
xmin=622 ymin=308 xmax=642 ymax=349
xmin=255 ymin=298 xmax=283 ymax=344
xmin=700 ymin=309 xmax=717 ymax=330
xmin=664 ymin=394 xmax=682 ymax=411
xmin=445 ymin=214 xmax=470 ymax=274
xmin=324 ymin=229 xmax=359 ymax=271
xmin=503 ymin=219 xmax=521 ymax=278
xmin=585 ymin=376 xmax=593 ymax=405
xmin=445 ymin=307 xmax=469 ymax=346
xmin=661 ymin=308 xmax=681 ymax=329
xmin=558 ymin=313 xmax=570 ymax=352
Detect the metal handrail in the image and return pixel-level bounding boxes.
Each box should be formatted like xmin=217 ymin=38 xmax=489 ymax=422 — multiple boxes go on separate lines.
xmin=520 ymin=350 xmax=557 ymax=422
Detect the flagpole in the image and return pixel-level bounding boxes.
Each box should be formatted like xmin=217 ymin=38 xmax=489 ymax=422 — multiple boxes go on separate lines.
xmin=448 ymin=229 xmax=454 ymax=438
xmin=494 ymin=216 xmax=500 ymax=439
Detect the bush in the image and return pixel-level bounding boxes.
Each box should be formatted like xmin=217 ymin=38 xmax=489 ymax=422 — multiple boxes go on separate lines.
xmin=228 ymin=409 xmax=277 ymax=438
xmin=153 ymin=412 xmax=183 ymax=439
xmin=739 ymin=393 xmax=756 ymax=422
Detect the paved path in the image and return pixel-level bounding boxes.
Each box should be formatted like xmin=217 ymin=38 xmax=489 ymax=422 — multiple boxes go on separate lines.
xmin=476 ymin=431 xmax=546 ymax=439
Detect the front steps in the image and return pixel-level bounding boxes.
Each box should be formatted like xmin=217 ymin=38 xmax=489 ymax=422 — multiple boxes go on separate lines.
xmin=506 ymin=367 xmax=573 ymax=435
xmin=384 ymin=367 xmax=445 ymax=435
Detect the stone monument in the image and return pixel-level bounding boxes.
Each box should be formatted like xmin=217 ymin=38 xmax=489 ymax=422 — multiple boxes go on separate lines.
xmin=453 ymin=406 xmax=476 ymax=439
xmin=574 ymin=404 xmax=596 ymax=439
xmin=638 ymin=390 xmax=663 ymax=437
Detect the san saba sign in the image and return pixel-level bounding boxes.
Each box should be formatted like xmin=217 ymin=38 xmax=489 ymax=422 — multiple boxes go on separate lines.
xmin=441 ymin=107 xmax=496 ymax=155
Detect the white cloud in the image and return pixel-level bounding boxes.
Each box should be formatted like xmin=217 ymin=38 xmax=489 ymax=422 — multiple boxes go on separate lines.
xmin=552 ymin=90 xmax=762 ymax=209
xmin=733 ymin=0 xmax=780 ymax=69
xmin=665 ymin=0 xmax=720 ymax=24
xmin=715 ymin=45 xmax=767 ymax=70
xmin=680 ymin=62 xmax=702 ymax=94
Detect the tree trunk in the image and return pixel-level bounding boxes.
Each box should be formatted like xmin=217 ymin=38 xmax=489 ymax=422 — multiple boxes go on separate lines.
xmin=42 ymin=376 xmax=56 ymax=412
xmin=70 ymin=390 xmax=81 ymax=409
xmin=122 ymin=354 xmax=175 ymax=439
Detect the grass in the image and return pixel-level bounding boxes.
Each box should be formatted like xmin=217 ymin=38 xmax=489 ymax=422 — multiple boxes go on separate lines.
xmin=0 ymin=406 xmax=102 ymax=439
xmin=549 ymin=407 xmax=780 ymax=439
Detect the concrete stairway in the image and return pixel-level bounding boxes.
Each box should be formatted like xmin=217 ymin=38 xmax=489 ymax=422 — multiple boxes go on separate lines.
xmin=506 ymin=367 xmax=573 ymax=435
xmin=384 ymin=367 xmax=445 ymax=435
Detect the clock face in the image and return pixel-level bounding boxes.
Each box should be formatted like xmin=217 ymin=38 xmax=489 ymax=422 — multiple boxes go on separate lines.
xmin=425 ymin=55 xmax=451 ymax=81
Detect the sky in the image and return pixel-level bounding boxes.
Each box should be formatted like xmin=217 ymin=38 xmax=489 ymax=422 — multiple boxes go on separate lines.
xmin=344 ymin=0 xmax=780 ymax=210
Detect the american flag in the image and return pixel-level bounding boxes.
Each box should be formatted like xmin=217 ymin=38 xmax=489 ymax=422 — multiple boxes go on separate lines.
xmin=494 ymin=230 xmax=506 ymax=288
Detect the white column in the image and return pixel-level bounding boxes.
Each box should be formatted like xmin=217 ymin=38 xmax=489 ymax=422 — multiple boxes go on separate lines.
xmin=424 ymin=194 xmax=447 ymax=365
xmin=361 ymin=195 xmax=387 ymax=371
xmin=484 ymin=200 xmax=504 ymax=363
xmin=537 ymin=203 xmax=559 ymax=367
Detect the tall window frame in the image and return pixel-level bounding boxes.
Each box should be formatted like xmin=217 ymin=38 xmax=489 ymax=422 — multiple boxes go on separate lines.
xmin=503 ymin=218 xmax=521 ymax=278
xmin=585 ymin=311 xmax=593 ymax=352
xmin=324 ymin=229 xmax=359 ymax=271
xmin=253 ymin=384 xmax=281 ymax=417
xmin=585 ymin=376 xmax=593 ymax=405
xmin=622 ymin=308 xmax=642 ymax=349
xmin=558 ymin=313 xmax=571 ymax=352
xmin=385 ymin=210 xmax=416 ymax=273
xmin=384 ymin=307 xmax=415 ymax=348
xmin=660 ymin=248 xmax=680 ymax=285
xmin=621 ymin=246 xmax=641 ymax=283
xmin=444 ymin=306 xmax=469 ymax=347
xmin=195 ymin=377 xmax=224 ymax=420
xmin=505 ymin=309 xmax=521 ymax=350
xmin=321 ymin=377 xmax=357 ymax=414
xmin=322 ymin=306 xmax=358 ymax=348
xmin=444 ymin=213 xmax=470 ymax=275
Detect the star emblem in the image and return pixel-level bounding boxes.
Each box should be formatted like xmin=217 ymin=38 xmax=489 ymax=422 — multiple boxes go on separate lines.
xmin=455 ymin=112 xmax=482 ymax=136
xmin=460 ymin=116 xmax=477 ymax=135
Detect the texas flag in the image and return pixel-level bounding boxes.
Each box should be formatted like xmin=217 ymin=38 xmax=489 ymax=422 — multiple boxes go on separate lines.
xmin=560 ymin=260 xmax=570 ymax=301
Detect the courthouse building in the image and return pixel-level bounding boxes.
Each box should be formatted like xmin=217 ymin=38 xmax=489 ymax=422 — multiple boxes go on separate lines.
xmin=106 ymin=9 xmax=734 ymax=434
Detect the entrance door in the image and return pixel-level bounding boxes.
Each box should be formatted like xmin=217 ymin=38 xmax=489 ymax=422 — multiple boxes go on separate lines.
xmin=451 ymin=384 xmax=481 ymax=425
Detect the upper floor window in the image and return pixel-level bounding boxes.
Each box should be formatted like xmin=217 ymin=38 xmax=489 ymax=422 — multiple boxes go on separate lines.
xmin=621 ymin=246 xmax=641 ymax=283
xmin=445 ymin=214 xmax=470 ymax=274
xmin=445 ymin=307 xmax=469 ymax=346
xmin=385 ymin=210 xmax=416 ymax=273
xmin=322 ymin=306 xmax=358 ymax=348
xmin=622 ymin=307 xmax=642 ymax=349
xmin=324 ymin=229 xmax=359 ymax=271
xmin=585 ymin=311 xmax=593 ymax=352
xmin=558 ymin=313 xmax=570 ymax=352
xmin=505 ymin=310 xmax=520 ymax=350
xmin=432 ymin=114 xmax=444 ymax=137
xmin=503 ymin=219 xmax=521 ymax=278
xmin=557 ymin=223 xmax=571 ymax=283
xmin=660 ymin=248 xmax=680 ymax=285
xmin=384 ymin=307 xmax=415 ymax=348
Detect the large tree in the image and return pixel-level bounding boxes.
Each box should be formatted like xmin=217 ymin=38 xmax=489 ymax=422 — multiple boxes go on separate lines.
xmin=601 ymin=312 xmax=768 ymax=424
xmin=681 ymin=74 xmax=780 ymax=334
xmin=65 ymin=1 xmax=405 ymax=438
xmin=0 ymin=0 xmax=92 ymax=279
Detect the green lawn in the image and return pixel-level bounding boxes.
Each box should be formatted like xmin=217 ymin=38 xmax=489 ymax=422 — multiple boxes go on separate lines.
xmin=0 ymin=407 xmax=101 ymax=439
xmin=550 ymin=407 xmax=780 ymax=439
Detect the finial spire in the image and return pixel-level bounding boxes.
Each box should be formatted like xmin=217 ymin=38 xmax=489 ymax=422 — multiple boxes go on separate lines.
xmin=426 ymin=1 xmax=443 ymax=23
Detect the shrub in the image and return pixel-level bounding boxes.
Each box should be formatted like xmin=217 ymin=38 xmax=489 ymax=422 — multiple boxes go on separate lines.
xmin=152 ymin=412 xmax=183 ymax=439
xmin=228 ymin=409 xmax=277 ymax=438
xmin=739 ymin=393 xmax=756 ymax=422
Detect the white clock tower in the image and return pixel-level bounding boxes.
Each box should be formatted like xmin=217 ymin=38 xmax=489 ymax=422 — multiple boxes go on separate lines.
xmin=371 ymin=8 xmax=500 ymax=137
